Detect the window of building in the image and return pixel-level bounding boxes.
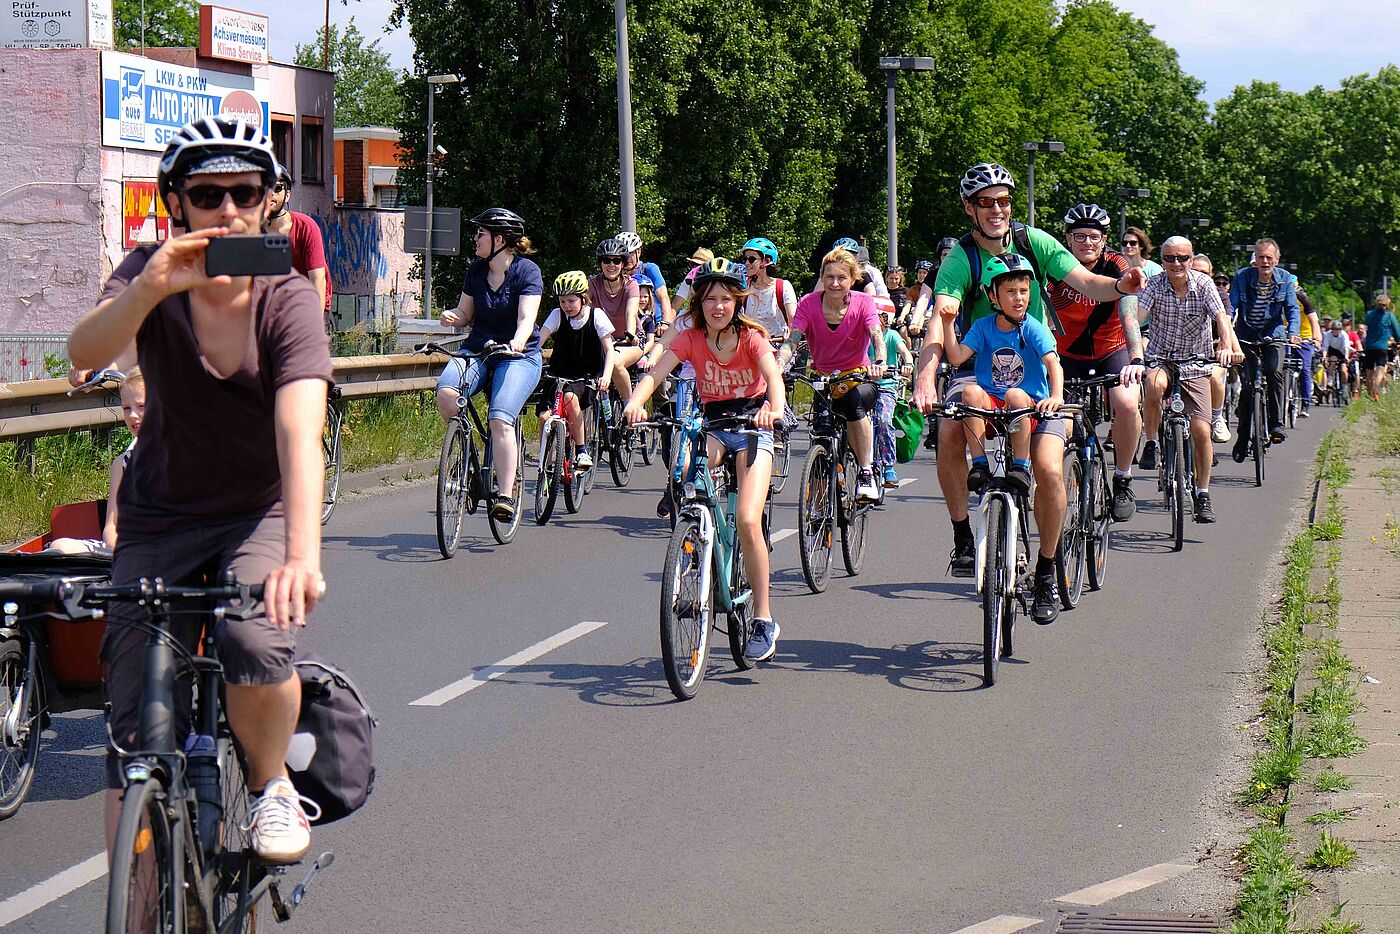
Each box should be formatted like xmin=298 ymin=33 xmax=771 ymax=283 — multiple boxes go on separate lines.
xmin=374 ymin=185 xmax=401 ymax=209
xmin=300 ymin=117 xmax=324 ymax=184
xmin=270 ymin=116 xmax=294 ymax=176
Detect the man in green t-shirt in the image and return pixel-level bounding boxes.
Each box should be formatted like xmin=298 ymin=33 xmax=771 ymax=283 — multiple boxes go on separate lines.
xmin=911 ymin=162 xmax=1146 ymax=623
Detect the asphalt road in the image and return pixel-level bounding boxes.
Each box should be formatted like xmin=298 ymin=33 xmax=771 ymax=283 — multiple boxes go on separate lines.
xmin=0 ymin=409 xmax=1335 ymax=932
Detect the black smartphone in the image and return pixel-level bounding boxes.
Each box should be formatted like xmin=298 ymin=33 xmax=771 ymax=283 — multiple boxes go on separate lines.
xmin=205 ymin=234 xmax=293 ymax=278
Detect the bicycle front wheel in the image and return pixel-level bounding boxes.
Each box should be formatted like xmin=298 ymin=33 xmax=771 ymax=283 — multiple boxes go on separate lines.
xmin=534 ymin=422 xmax=559 ymax=525
xmin=321 ymin=401 xmax=343 ymax=525
xmin=436 ymin=421 xmax=468 ymax=558
xmin=727 ymin=535 xmax=757 ymax=671
xmin=1056 ymin=451 xmax=1086 ymax=609
xmin=1170 ymin=421 xmax=1187 ymax=552
xmin=107 ymin=777 xmax=182 ymax=934
xmin=770 ymin=428 xmax=791 ymax=495
xmin=839 ymin=447 xmax=867 ymax=577
xmin=1252 ymin=391 xmax=1266 ymax=487
xmin=981 ymin=498 xmax=1007 ymax=687
xmin=660 ymin=516 xmax=711 ymax=699
xmin=0 ymin=640 xmax=41 ymax=819
xmin=1085 ymin=456 xmax=1112 ymax=591
xmin=609 ymin=422 xmax=635 ymax=487
xmin=488 ymin=425 xmax=526 ymax=545
xmin=210 ymin=737 xmax=258 ymax=933
xmin=797 ymin=444 xmax=834 ymax=593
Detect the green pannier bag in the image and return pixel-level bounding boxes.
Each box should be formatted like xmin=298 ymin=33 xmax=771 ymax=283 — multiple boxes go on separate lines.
xmin=893 ymin=399 xmax=924 ymax=463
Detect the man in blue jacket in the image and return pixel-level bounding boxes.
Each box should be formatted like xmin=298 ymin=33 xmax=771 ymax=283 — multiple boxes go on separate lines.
xmin=1229 ymin=238 xmax=1300 ymax=460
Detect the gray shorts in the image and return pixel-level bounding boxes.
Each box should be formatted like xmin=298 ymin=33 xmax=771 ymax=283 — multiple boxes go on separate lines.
xmin=943 ymin=374 xmax=1068 ymax=440
xmin=1149 ymin=366 xmax=1213 ymax=424
xmin=102 ymin=508 xmax=295 ymax=787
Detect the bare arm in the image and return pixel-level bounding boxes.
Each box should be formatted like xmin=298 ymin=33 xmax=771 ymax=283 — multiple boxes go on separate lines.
xmin=624 ymin=295 xmax=639 ymax=338
xmin=1118 ymin=294 xmax=1143 ymax=360
xmin=656 ymin=286 xmax=673 ymax=324
xmin=753 ymin=348 xmax=786 ymax=430
xmin=777 ymin=327 xmax=805 ymax=371
xmin=308 ymin=267 xmax=329 ymax=310
xmin=441 ymin=293 xmax=475 ymax=329
xmin=102 ymin=455 xmax=125 ymax=550
xmin=1062 ymin=263 xmax=1133 ymax=304
xmin=625 ymin=350 xmax=683 ymax=418
xmin=265 ymin=377 xmax=328 ymax=629
xmin=598 ymin=333 xmax=616 ymax=390
xmin=511 ymin=294 xmax=542 ymax=352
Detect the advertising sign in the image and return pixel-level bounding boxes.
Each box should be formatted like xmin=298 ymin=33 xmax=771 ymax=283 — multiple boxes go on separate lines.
xmin=1 ymin=0 xmax=113 ymax=49
xmin=122 ymin=181 xmax=171 ymax=249
xmin=198 ymin=5 xmax=270 ymax=66
xmin=101 ymin=50 xmax=269 ymax=152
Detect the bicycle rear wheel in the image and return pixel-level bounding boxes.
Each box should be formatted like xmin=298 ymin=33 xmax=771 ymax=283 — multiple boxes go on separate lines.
xmin=839 ymin=447 xmax=867 ymax=576
xmin=1085 ymin=456 xmax=1112 ymax=591
xmin=1056 ymin=451 xmax=1086 ymax=609
xmin=639 ymin=426 xmax=658 ymax=466
xmin=727 ymin=536 xmax=757 ymax=670
xmin=981 ymin=498 xmax=1006 ymax=687
xmin=563 ymin=438 xmax=583 ymax=514
xmin=321 ymin=401 xmax=343 ymax=525
xmin=797 ymin=444 xmax=834 ymax=593
xmin=609 ymin=422 xmax=635 ymax=487
xmin=534 ymin=422 xmax=560 ymax=525
xmin=0 ymin=640 xmax=41 ymax=820
xmin=1170 ymin=421 xmax=1187 ymax=552
xmin=436 ymin=421 xmax=468 ymax=558
xmin=107 ymin=777 xmax=182 ymax=934
xmin=488 ymin=426 xmax=526 ymax=545
xmin=770 ymin=428 xmax=791 ymax=496
xmin=660 ymin=517 xmax=711 ymax=699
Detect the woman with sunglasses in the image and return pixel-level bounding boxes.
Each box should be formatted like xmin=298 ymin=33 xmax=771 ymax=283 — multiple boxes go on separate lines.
xmin=739 ymin=236 xmax=797 ymax=340
xmin=263 ymin=165 xmax=330 ymax=315
xmin=590 ymin=237 xmax=644 ymax=403
xmin=438 ymin=207 xmax=545 ymax=521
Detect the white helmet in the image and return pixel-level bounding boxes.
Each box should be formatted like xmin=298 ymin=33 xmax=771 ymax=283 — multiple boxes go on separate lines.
xmin=157 ymin=116 xmax=279 ymax=201
xmin=959 ymin=162 xmax=1016 ymax=200
xmin=615 ymin=231 xmax=643 ymax=254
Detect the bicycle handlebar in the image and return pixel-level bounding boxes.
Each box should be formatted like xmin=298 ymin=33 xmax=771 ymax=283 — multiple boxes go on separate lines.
xmin=66 ymin=368 xmax=125 ymax=397
xmin=0 ymin=577 xmax=266 ymax=622
xmin=1143 ymin=354 xmax=1217 ymax=367
xmin=1063 ymin=372 xmax=1122 ymax=389
xmin=929 ymin=402 xmax=1082 ymax=422
xmin=414 ymin=339 xmax=521 ymax=360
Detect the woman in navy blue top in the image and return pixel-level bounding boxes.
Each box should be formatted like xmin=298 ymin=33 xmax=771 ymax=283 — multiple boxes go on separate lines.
xmin=437 ymin=207 xmax=544 ymax=520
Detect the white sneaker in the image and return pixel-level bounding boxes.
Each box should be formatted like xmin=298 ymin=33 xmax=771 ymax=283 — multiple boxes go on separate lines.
xmin=1211 ymin=414 xmax=1231 ymax=444
xmin=244 ymin=777 xmax=320 ymax=864
xmin=855 ymin=471 xmax=880 ymax=503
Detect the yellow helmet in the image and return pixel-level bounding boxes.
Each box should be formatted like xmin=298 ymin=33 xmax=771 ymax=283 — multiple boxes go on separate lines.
xmin=552 ymin=270 xmax=589 ymax=297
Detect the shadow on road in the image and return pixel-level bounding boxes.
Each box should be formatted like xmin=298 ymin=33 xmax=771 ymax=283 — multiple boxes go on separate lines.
xmin=850 ymin=580 xmax=971 ymax=600
xmin=767 ymin=638 xmax=986 ymax=693
xmin=549 ymin=512 xmax=671 ymax=541
xmin=323 ymin=529 xmax=497 ymax=562
xmin=1108 ymin=527 xmax=1187 ymax=554
xmin=19 ymin=711 xmax=108 ymax=806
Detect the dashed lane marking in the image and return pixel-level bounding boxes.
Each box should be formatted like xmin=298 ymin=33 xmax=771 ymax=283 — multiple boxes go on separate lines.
xmin=896 ymin=478 xmax=918 ymax=488
xmin=947 ymin=915 xmax=1042 ymax=934
xmin=0 ymin=853 xmax=106 ymax=927
xmin=1054 ymin=861 xmax=1196 ymax=906
xmin=409 ymin=621 xmax=609 ymax=707
xmin=769 ymin=528 xmax=796 ymax=544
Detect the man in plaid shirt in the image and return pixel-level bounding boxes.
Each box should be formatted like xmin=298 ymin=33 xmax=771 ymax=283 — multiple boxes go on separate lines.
xmin=1128 ymin=236 xmax=1243 ymax=523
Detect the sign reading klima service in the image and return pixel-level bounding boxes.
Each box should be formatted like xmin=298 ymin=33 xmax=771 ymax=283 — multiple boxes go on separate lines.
xmin=100 ymin=50 xmax=269 ymax=152
xmin=198 ymin=4 xmax=269 ymax=66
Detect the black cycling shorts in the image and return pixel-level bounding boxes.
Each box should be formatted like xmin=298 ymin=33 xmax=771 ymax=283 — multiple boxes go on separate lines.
xmin=1061 ymin=348 xmax=1131 ymax=382
xmin=831 ymin=381 xmax=878 ymax=422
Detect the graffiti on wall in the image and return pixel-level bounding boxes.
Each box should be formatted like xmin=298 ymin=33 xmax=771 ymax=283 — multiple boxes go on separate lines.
xmin=321 ymin=211 xmax=389 ymax=288
xmin=122 ymin=180 xmax=171 ymax=248
xmin=310 ymin=209 xmax=419 ymax=328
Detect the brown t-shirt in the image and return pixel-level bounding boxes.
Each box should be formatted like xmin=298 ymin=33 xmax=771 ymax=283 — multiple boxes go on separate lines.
xmin=100 ymin=245 xmax=333 ymax=536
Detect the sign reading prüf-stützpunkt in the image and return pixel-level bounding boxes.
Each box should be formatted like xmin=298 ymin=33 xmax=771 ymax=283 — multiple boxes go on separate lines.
xmin=0 ymin=0 xmax=113 ymax=49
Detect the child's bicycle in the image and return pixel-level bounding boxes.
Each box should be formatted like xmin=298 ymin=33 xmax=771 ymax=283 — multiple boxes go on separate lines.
xmin=532 ymin=372 xmax=592 ymax=524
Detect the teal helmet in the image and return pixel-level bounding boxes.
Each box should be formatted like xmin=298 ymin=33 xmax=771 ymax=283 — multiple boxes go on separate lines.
xmin=742 ymin=236 xmax=779 ymax=266
xmin=981 ymin=253 xmax=1035 ymax=292
xmin=833 ymin=237 xmax=860 ymax=254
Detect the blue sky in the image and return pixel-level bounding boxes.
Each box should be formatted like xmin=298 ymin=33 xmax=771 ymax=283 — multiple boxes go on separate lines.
xmin=249 ymin=0 xmax=1395 ymax=106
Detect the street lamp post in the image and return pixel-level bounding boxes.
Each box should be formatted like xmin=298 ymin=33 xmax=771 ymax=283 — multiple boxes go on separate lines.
xmin=1021 ymin=140 xmax=1064 ymax=228
xmin=424 ymin=74 xmax=461 ymax=319
xmin=1113 ymin=187 xmax=1150 ymax=242
xmin=876 ymin=56 xmax=935 ymax=268
xmin=1179 ymin=217 xmax=1210 ymax=238
xmin=615 ymin=0 xmax=637 ymax=232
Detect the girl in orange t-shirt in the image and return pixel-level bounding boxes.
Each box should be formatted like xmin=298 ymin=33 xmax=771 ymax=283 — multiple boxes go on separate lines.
xmin=625 ymin=258 xmax=785 ymax=663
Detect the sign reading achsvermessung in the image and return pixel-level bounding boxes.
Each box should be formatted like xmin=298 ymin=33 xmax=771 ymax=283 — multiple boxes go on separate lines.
xmin=198 ymin=4 xmax=269 ymax=66
xmin=100 ymin=50 xmax=269 ymax=152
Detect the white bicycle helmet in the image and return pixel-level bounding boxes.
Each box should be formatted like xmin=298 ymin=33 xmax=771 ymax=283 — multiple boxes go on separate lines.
xmin=1064 ymin=202 xmax=1112 ymax=233
xmin=157 ymin=116 xmax=279 ymax=201
xmin=615 ymin=231 xmax=643 ymax=254
xmin=959 ymin=162 xmax=1016 ymax=199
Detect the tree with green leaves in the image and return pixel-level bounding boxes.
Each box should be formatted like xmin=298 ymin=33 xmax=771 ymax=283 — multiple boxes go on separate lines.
xmin=113 ymin=0 xmax=199 ymax=49
xmin=295 ymin=20 xmax=404 ymax=129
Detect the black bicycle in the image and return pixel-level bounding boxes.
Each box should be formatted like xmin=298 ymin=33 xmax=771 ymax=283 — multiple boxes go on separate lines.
xmin=794 ymin=373 xmax=878 ymax=593
xmin=321 ymin=384 xmax=344 ymax=525
xmin=1060 ymin=372 xmax=1120 ymax=604
xmin=0 ymin=576 xmax=332 ymax=934
xmin=1147 ymin=354 xmax=1215 ymax=551
xmin=1237 ymin=338 xmax=1289 ymax=488
xmin=418 ymin=341 xmax=527 ymax=555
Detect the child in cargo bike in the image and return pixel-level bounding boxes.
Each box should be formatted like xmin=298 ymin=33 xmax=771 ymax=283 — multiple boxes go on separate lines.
xmin=537 ymin=271 xmax=617 ymax=470
xmin=939 ymin=253 xmax=1064 ymax=498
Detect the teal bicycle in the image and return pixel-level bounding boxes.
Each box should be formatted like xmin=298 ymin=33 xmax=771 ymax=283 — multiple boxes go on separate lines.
xmin=641 ymin=413 xmax=770 ymax=700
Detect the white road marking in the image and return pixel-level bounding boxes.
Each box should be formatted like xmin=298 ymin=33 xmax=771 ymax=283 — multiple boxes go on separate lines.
xmin=409 ymin=621 xmax=608 ymax=707
xmin=896 ymin=478 xmax=918 ymax=488
xmin=947 ymin=915 xmax=1042 ymax=934
xmin=1055 ymin=862 xmax=1196 ymax=905
xmin=0 ymin=853 xmax=106 ymax=927
xmin=769 ymin=528 xmax=796 ymax=544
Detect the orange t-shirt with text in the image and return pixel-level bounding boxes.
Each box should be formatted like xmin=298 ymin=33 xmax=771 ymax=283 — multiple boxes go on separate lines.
xmin=670 ymin=327 xmax=772 ymax=405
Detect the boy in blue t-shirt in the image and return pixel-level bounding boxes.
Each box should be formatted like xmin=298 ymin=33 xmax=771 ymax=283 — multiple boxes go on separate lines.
xmin=941 ymin=254 xmax=1064 ymax=495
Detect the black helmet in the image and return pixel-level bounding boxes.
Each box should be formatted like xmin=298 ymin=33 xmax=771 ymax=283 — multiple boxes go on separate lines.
xmin=914 ymin=258 xmax=935 ymax=272
xmin=469 ymin=207 xmax=526 ymax=239
xmin=936 ymin=237 xmax=959 ymax=253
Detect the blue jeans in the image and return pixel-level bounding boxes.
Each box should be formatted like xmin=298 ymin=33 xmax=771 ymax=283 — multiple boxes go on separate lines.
xmin=436 ymin=351 xmax=543 ymax=423
xmin=1298 ymin=343 xmax=1314 ymax=408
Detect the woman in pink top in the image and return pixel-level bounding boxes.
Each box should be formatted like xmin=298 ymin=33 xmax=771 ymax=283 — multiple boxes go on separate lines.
xmin=626 ymin=258 xmax=785 ymax=663
xmin=779 ymin=248 xmax=886 ymax=501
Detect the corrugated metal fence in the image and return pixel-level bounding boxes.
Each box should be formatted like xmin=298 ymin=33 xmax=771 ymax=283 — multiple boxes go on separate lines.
xmin=0 ymin=334 xmax=69 ymax=383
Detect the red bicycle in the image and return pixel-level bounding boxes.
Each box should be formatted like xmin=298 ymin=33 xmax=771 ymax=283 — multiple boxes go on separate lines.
xmin=533 ymin=373 xmax=593 ymax=524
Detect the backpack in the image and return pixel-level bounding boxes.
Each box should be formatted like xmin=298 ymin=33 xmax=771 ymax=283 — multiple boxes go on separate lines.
xmin=958 ymin=223 xmax=1064 ymax=336
xmin=285 ymin=655 xmax=378 ymax=824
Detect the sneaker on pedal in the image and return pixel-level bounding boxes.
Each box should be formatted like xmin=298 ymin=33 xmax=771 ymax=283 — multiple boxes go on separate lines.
xmin=1193 ymin=490 xmax=1215 ymax=523
xmin=575 ymin=448 xmax=593 ymax=469
xmin=949 ymin=536 xmax=975 ymax=578
xmin=743 ymin=618 xmax=779 ymax=663
xmin=966 ymin=460 xmax=992 ymax=495
xmin=883 ymin=467 xmax=899 ymax=488
xmin=1111 ymin=475 xmax=1136 ymax=522
xmin=245 ymin=777 xmax=319 ymax=865
xmin=1005 ymin=463 xmax=1034 ymax=497
xmin=1269 ymin=426 xmax=1286 ymax=445
xmin=656 ymin=491 xmax=673 ymax=518
xmin=1212 ymin=414 xmax=1231 ymax=443
xmin=1299 ymin=407 xmax=1311 ymax=418
xmin=1032 ymin=571 xmax=1060 ymax=625
xmin=1139 ymin=439 xmax=1159 ymax=471
xmin=491 ymin=496 xmax=517 ymax=521
xmin=1232 ymin=435 xmax=1250 ymax=463
xmin=856 ymin=470 xmax=880 ymax=502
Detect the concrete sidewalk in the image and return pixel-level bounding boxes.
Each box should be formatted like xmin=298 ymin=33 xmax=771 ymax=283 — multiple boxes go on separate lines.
xmin=1296 ymin=435 xmax=1400 ymax=930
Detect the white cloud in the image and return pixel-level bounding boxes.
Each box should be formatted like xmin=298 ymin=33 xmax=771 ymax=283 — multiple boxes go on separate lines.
xmin=206 ymin=0 xmax=414 ymax=70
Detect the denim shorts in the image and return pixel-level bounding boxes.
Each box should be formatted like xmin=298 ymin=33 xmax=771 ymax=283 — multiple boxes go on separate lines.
xmin=944 ymin=373 xmax=1067 ymax=440
xmin=436 ymin=351 xmax=543 ymax=423
xmin=710 ymin=427 xmax=775 ymax=460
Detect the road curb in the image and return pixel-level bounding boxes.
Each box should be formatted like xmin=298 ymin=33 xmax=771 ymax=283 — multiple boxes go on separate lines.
xmin=341 ymin=458 xmax=438 ymax=496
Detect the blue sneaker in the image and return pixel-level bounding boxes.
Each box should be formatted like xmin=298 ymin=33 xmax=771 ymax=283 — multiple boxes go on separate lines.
xmin=883 ymin=467 xmax=899 ymax=488
xmin=743 ymin=618 xmax=779 ymax=663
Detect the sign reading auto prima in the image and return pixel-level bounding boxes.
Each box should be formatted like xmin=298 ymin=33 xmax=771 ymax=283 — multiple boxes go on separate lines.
xmin=198 ymin=4 xmax=269 ymax=66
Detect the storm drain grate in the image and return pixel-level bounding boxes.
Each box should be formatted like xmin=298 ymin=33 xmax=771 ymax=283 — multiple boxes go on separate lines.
xmin=1056 ymin=909 xmax=1221 ymax=933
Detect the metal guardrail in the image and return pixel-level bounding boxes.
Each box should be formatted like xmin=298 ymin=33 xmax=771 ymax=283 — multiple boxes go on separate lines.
xmin=0 ymin=353 xmax=448 ymax=445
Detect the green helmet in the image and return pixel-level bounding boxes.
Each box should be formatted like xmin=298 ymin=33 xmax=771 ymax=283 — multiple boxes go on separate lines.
xmin=981 ymin=253 xmax=1035 ymax=292
xmin=552 ymin=270 xmax=589 ymax=297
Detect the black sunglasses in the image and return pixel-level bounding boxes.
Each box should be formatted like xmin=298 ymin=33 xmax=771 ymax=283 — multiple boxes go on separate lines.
xmin=181 ymin=183 xmax=266 ymax=210
xmin=600 ymin=256 xmax=623 ymax=264
xmin=1161 ymin=253 xmax=1192 ymax=264
xmin=741 ymin=254 xmax=764 ymax=263
xmin=1121 ymin=239 xmax=1140 ymax=247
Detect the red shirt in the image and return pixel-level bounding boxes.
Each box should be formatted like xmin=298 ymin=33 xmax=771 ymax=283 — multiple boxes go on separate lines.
xmin=671 ymin=327 xmax=772 ymax=405
xmin=1048 ymin=249 xmax=1130 ymax=360
xmin=288 ymin=211 xmax=330 ymax=311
